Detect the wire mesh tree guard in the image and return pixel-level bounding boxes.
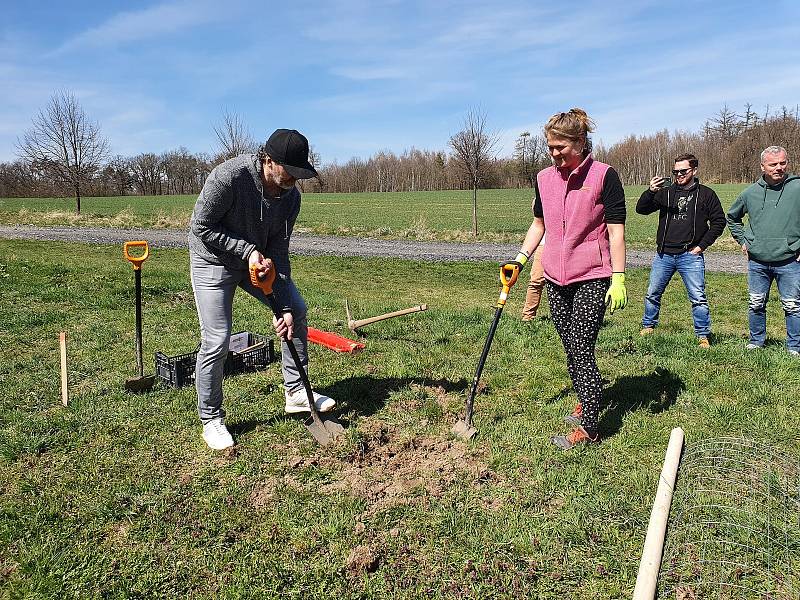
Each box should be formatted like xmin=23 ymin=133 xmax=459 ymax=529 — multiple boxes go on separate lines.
xmin=657 ymin=437 xmax=800 ymax=599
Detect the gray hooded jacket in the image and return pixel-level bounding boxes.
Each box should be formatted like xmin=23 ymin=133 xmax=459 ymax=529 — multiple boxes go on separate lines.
xmin=188 ymin=154 xmax=301 ymax=280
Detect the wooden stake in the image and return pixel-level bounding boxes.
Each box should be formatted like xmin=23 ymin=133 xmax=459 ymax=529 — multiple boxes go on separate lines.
xmin=633 ymin=427 xmax=685 ymax=599
xmin=59 ymin=331 xmax=68 ymax=407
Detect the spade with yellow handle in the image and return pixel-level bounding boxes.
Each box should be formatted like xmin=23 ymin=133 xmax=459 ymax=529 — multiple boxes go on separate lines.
xmin=452 ymin=261 xmax=521 ymax=440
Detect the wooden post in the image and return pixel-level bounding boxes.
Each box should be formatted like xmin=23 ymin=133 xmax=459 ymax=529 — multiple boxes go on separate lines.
xmin=59 ymin=331 xmax=68 ymax=407
xmin=633 ymin=427 xmax=685 ymax=599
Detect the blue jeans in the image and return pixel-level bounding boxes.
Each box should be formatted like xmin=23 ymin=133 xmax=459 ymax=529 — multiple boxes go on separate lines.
xmin=642 ymin=251 xmax=711 ymax=337
xmin=747 ymin=258 xmax=800 ymax=351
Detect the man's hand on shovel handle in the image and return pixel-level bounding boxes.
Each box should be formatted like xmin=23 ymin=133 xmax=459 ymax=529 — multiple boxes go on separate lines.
xmin=248 ymin=250 xmax=270 ymax=273
xmin=248 ymin=260 xmax=287 ymax=338
xmin=273 ymin=312 xmax=294 ymax=341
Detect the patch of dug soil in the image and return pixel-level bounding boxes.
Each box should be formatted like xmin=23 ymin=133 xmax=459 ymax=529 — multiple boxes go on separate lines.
xmin=317 ymin=419 xmax=497 ymax=517
xmin=676 ymin=587 xmax=696 ymax=600
xmin=345 ymin=544 xmax=380 ymax=574
xmin=249 ymin=480 xmax=279 ymax=510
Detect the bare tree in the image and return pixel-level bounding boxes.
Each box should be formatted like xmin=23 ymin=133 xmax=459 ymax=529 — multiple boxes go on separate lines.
xmin=16 ymin=91 xmax=108 ymax=214
xmin=212 ymin=109 xmax=256 ymax=162
xmin=298 ymin=144 xmax=323 ymax=192
xmin=515 ymin=131 xmax=531 ymax=187
xmin=513 ymin=131 xmax=548 ymax=187
xmin=129 ymin=153 xmax=164 ymax=195
xmin=449 ymin=108 xmax=498 ymax=236
xmin=161 ymin=146 xmax=201 ymax=194
xmin=97 ymin=155 xmax=134 ymax=197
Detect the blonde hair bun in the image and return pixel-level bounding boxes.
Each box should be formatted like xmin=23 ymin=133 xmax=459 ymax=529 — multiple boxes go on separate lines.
xmin=544 ymin=108 xmax=595 ymax=142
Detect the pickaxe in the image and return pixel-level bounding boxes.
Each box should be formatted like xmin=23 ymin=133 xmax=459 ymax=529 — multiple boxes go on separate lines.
xmin=345 ymin=301 xmax=427 ymax=332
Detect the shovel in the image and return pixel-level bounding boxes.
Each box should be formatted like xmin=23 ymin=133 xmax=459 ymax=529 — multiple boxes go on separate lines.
xmin=452 ymin=261 xmax=521 ymax=440
xmin=249 ymin=262 xmax=345 ymax=445
xmin=123 ymin=241 xmax=155 ymax=393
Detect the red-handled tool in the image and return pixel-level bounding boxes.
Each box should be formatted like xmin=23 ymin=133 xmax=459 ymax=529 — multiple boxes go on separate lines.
xmin=249 ymin=262 xmax=345 ymax=445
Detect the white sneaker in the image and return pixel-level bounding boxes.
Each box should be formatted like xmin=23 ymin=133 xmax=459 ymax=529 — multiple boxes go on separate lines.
xmin=284 ymin=388 xmax=336 ymax=414
xmin=746 ymin=343 xmax=761 ymax=350
xmin=202 ymin=418 xmax=234 ymax=450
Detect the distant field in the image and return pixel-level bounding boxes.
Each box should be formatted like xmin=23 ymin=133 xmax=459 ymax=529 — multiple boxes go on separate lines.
xmin=0 ymin=185 xmax=749 ymax=251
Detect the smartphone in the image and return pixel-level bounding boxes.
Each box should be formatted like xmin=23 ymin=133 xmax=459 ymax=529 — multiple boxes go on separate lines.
xmin=660 ymin=176 xmax=672 ymax=187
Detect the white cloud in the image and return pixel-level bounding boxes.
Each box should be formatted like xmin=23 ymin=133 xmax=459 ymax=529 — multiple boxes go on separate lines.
xmin=53 ymin=0 xmax=235 ymax=54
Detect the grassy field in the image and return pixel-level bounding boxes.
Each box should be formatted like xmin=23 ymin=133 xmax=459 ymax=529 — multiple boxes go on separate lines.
xmin=1 ymin=240 xmax=798 ymax=598
xmin=0 ymin=184 xmax=748 ymax=252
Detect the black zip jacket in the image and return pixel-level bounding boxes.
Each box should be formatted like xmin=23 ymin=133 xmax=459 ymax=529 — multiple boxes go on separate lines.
xmin=636 ymin=179 xmax=726 ymax=253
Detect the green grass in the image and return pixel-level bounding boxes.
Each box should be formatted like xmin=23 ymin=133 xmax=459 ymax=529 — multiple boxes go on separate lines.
xmin=1 ymin=240 xmax=798 ymax=599
xmin=0 ymin=185 xmax=748 ymax=251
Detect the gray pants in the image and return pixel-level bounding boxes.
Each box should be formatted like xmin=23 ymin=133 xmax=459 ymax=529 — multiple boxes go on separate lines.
xmin=190 ymin=252 xmax=308 ymax=424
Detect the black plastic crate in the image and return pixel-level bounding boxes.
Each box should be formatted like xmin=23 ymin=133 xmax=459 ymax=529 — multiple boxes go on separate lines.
xmin=155 ymin=331 xmax=277 ymax=388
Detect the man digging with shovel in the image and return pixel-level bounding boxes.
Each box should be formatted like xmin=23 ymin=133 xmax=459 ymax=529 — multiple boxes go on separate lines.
xmin=189 ymin=128 xmax=336 ymax=450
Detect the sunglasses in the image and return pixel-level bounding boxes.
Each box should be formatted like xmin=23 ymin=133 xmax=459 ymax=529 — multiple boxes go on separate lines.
xmin=672 ymin=168 xmax=694 ymax=176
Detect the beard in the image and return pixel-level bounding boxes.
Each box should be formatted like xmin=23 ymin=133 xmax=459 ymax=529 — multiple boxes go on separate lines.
xmin=271 ymin=168 xmax=295 ymax=190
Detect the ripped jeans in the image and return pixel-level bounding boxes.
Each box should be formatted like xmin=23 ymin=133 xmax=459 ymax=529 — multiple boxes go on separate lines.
xmin=747 ymin=258 xmax=800 ymax=351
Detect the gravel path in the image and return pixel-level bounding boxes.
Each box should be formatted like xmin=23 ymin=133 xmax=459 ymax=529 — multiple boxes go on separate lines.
xmin=0 ymin=225 xmax=748 ymax=273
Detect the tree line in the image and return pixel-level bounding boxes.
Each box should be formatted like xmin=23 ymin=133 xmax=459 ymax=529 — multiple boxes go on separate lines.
xmin=3 ymin=92 xmax=799 ymax=213
xmin=597 ymin=104 xmax=800 ymax=184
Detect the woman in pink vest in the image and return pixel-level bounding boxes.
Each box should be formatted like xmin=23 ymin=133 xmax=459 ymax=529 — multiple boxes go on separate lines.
xmin=504 ymin=109 xmax=627 ymax=450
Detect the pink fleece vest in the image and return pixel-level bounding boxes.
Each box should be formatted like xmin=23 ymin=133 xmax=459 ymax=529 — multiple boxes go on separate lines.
xmin=536 ymin=155 xmax=612 ymax=286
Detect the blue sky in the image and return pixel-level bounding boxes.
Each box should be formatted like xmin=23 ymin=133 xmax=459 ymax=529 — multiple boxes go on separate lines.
xmin=2 ymin=0 xmax=800 ymax=165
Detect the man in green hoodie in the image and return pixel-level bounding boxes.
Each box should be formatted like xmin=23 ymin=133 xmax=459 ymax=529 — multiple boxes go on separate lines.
xmin=726 ymin=146 xmax=800 ymax=355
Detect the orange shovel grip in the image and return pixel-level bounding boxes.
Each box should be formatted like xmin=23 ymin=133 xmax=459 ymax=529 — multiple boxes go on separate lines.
xmin=123 ymin=241 xmax=149 ymax=270
xmin=249 ymin=260 xmax=276 ymax=294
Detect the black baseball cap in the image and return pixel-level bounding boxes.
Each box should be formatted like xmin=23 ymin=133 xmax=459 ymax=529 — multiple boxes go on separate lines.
xmin=263 ymin=128 xmax=318 ymax=179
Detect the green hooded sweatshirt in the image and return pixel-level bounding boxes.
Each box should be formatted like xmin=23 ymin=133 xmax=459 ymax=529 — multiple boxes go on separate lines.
xmin=726 ymin=174 xmax=800 ymax=262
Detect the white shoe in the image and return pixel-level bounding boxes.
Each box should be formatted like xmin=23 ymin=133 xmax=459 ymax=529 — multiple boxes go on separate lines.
xmin=285 ymin=388 xmax=336 ymax=414
xmin=746 ymin=343 xmax=761 ymax=350
xmin=202 ymin=418 xmax=234 ymax=450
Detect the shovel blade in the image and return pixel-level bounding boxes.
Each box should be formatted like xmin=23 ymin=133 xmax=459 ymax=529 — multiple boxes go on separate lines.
xmin=452 ymin=419 xmax=477 ymax=441
xmin=125 ymin=375 xmax=155 ymax=393
xmin=304 ymin=414 xmax=346 ymax=445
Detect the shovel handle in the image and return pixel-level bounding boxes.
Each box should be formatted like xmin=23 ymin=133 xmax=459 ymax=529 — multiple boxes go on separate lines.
xmin=249 ymin=261 xmax=324 ymax=423
xmin=496 ymin=263 xmax=520 ymax=308
xmin=249 ymin=261 xmax=276 ymax=294
xmin=123 ymin=241 xmax=150 ymax=271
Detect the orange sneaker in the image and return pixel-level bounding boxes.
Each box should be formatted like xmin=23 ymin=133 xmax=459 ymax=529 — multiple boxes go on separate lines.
xmin=564 ymin=402 xmax=582 ymax=427
xmin=551 ymin=427 xmax=600 ymax=450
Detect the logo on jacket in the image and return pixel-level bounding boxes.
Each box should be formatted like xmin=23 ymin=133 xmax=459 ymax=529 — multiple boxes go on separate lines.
xmin=674 ymin=193 xmax=693 ymax=221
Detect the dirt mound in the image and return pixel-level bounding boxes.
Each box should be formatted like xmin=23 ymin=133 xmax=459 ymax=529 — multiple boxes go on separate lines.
xmin=344 ymin=544 xmax=380 ymax=574
xmin=315 ymin=420 xmax=495 ymax=516
xmin=251 ymin=420 xmax=499 ymax=518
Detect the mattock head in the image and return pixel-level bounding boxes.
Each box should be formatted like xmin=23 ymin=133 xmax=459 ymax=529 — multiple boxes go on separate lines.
xmin=344 ymin=299 xmax=357 ymax=331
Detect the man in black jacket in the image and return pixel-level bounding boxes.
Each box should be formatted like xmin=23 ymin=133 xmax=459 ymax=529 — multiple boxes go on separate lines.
xmin=636 ymin=153 xmax=726 ymax=347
